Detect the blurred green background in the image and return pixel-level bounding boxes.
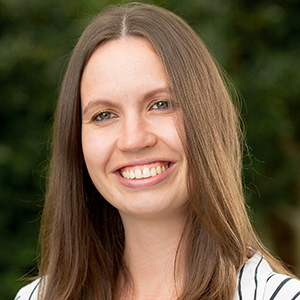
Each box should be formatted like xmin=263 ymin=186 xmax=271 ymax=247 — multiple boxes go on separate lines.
xmin=0 ymin=0 xmax=299 ymax=299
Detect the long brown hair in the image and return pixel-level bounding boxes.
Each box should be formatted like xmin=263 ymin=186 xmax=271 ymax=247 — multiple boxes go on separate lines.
xmin=39 ymin=3 xmax=293 ymax=299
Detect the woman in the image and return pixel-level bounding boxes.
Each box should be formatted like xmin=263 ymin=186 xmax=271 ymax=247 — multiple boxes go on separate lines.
xmin=15 ymin=3 xmax=300 ymax=300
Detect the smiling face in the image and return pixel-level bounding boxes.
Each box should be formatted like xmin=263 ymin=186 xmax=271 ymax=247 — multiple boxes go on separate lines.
xmin=81 ymin=37 xmax=188 ymax=220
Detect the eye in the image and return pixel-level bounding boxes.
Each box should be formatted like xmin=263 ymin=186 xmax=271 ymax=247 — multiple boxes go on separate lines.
xmin=93 ymin=111 xmax=116 ymax=122
xmin=151 ymin=101 xmax=170 ymax=110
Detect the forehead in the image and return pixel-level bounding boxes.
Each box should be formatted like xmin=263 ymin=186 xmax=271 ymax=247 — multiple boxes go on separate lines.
xmin=84 ymin=37 xmax=160 ymax=75
xmin=80 ymin=37 xmax=169 ymax=102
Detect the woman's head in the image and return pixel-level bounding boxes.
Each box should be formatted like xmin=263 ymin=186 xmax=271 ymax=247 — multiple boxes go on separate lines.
xmin=56 ymin=2 xmax=247 ymax=246
xmin=56 ymin=3 xmax=241 ymax=201
xmin=41 ymin=3 xmax=257 ymax=299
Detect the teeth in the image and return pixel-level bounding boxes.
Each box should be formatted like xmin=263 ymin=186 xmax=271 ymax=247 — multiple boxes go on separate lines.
xmin=135 ymin=169 xmax=142 ymax=179
xmin=156 ymin=166 xmax=162 ymax=174
xmin=150 ymin=167 xmax=156 ymax=177
xmin=142 ymin=168 xmax=151 ymax=178
xmin=121 ymin=164 xmax=170 ymax=180
xmin=129 ymin=170 xmax=135 ymax=179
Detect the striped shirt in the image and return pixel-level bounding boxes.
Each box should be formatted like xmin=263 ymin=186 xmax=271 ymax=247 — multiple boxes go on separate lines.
xmin=235 ymin=253 xmax=300 ymax=300
xmin=15 ymin=253 xmax=300 ymax=300
xmin=14 ymin=279 xmax=39 ymax=300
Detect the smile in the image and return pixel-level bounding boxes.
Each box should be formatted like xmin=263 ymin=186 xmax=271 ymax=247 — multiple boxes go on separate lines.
xmin=120 ymin=163 xmax=170 ymax=180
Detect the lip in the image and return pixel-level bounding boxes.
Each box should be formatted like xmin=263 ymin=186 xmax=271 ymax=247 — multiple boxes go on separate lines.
xmin=114 ymin=160 xmax=175 ymax=189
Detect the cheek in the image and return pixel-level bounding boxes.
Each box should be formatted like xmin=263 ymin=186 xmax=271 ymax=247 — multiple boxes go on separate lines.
xmin=81 ymin=129 xmax=110 ymax=173
xmin=163 ymin=115 xmax=186 ymax=153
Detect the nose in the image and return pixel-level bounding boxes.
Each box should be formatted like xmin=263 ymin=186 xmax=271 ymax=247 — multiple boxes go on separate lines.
xmin=116 ymin=116 xmax=157 ymax=152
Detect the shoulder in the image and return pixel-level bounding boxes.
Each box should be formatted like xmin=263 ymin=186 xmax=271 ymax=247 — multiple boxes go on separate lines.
xmin=14 ymin=279 xmax=40 ymax=300
xmin=235 ymin=252 xmax=300 ymax=300
xmin=264 ymin=273 xmax=300 ymax=299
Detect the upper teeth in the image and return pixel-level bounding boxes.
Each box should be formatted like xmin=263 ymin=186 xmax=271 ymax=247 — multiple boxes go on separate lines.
xmin=121 ymin=164 xmax=169 ymax=180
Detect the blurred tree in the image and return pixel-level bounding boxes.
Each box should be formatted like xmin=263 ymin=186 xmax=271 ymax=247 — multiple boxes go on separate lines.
xmin=0 ymin=0 xmax=299 ymax=299
xmin=0 ymin=0 xmax=113 ymax=297
xmin=227 ymin=1 xmax=300 ymax=274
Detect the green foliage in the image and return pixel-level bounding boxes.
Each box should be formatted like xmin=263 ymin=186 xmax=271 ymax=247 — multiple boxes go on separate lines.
xmin=0 ymin=0 xmax=299 ymax=299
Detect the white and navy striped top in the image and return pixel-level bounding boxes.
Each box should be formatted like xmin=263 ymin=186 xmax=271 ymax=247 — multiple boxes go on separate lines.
xmin=234 ymin=253 xmax=300 ymax=300
xmin=15 ymin=253 xmax=300 ymax=300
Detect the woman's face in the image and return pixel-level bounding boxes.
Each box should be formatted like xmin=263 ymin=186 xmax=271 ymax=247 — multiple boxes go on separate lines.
xmin=81 ymin=37 xmax=188 ymax=220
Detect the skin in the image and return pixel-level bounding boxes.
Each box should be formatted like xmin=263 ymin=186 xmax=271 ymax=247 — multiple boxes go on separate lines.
xmin=81 ymin=36 xmax=189 ymax=299
xmin=81 ymin=37 xmax=188 ymax=221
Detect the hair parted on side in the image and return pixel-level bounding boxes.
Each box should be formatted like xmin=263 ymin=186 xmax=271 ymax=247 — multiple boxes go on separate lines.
xmin=38 ymin=3 xmax=293 ymax=300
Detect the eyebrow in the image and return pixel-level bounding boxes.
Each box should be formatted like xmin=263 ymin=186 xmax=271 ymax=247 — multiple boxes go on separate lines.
xmin=82 ymin=100 xmax=114 ymax=116
xmin=82 ymin=87 xmax=173 ymax=116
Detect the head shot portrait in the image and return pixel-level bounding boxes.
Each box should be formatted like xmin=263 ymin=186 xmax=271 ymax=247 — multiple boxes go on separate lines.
xmin=3 ymin=2 xmax=300 ymax=300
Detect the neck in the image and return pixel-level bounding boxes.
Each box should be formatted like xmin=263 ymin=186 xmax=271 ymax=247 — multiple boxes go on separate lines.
xmin=119 ymin=211 xmax=187 ymax=300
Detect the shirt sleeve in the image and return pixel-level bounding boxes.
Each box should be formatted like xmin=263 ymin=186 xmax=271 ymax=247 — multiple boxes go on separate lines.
xmin=14 ymin=279 xmax=40 ymax=300
xmin=235 ymin=252 xmax=300 ymax=300
xmin=264 ymin=273 xmax=300 ymax=300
